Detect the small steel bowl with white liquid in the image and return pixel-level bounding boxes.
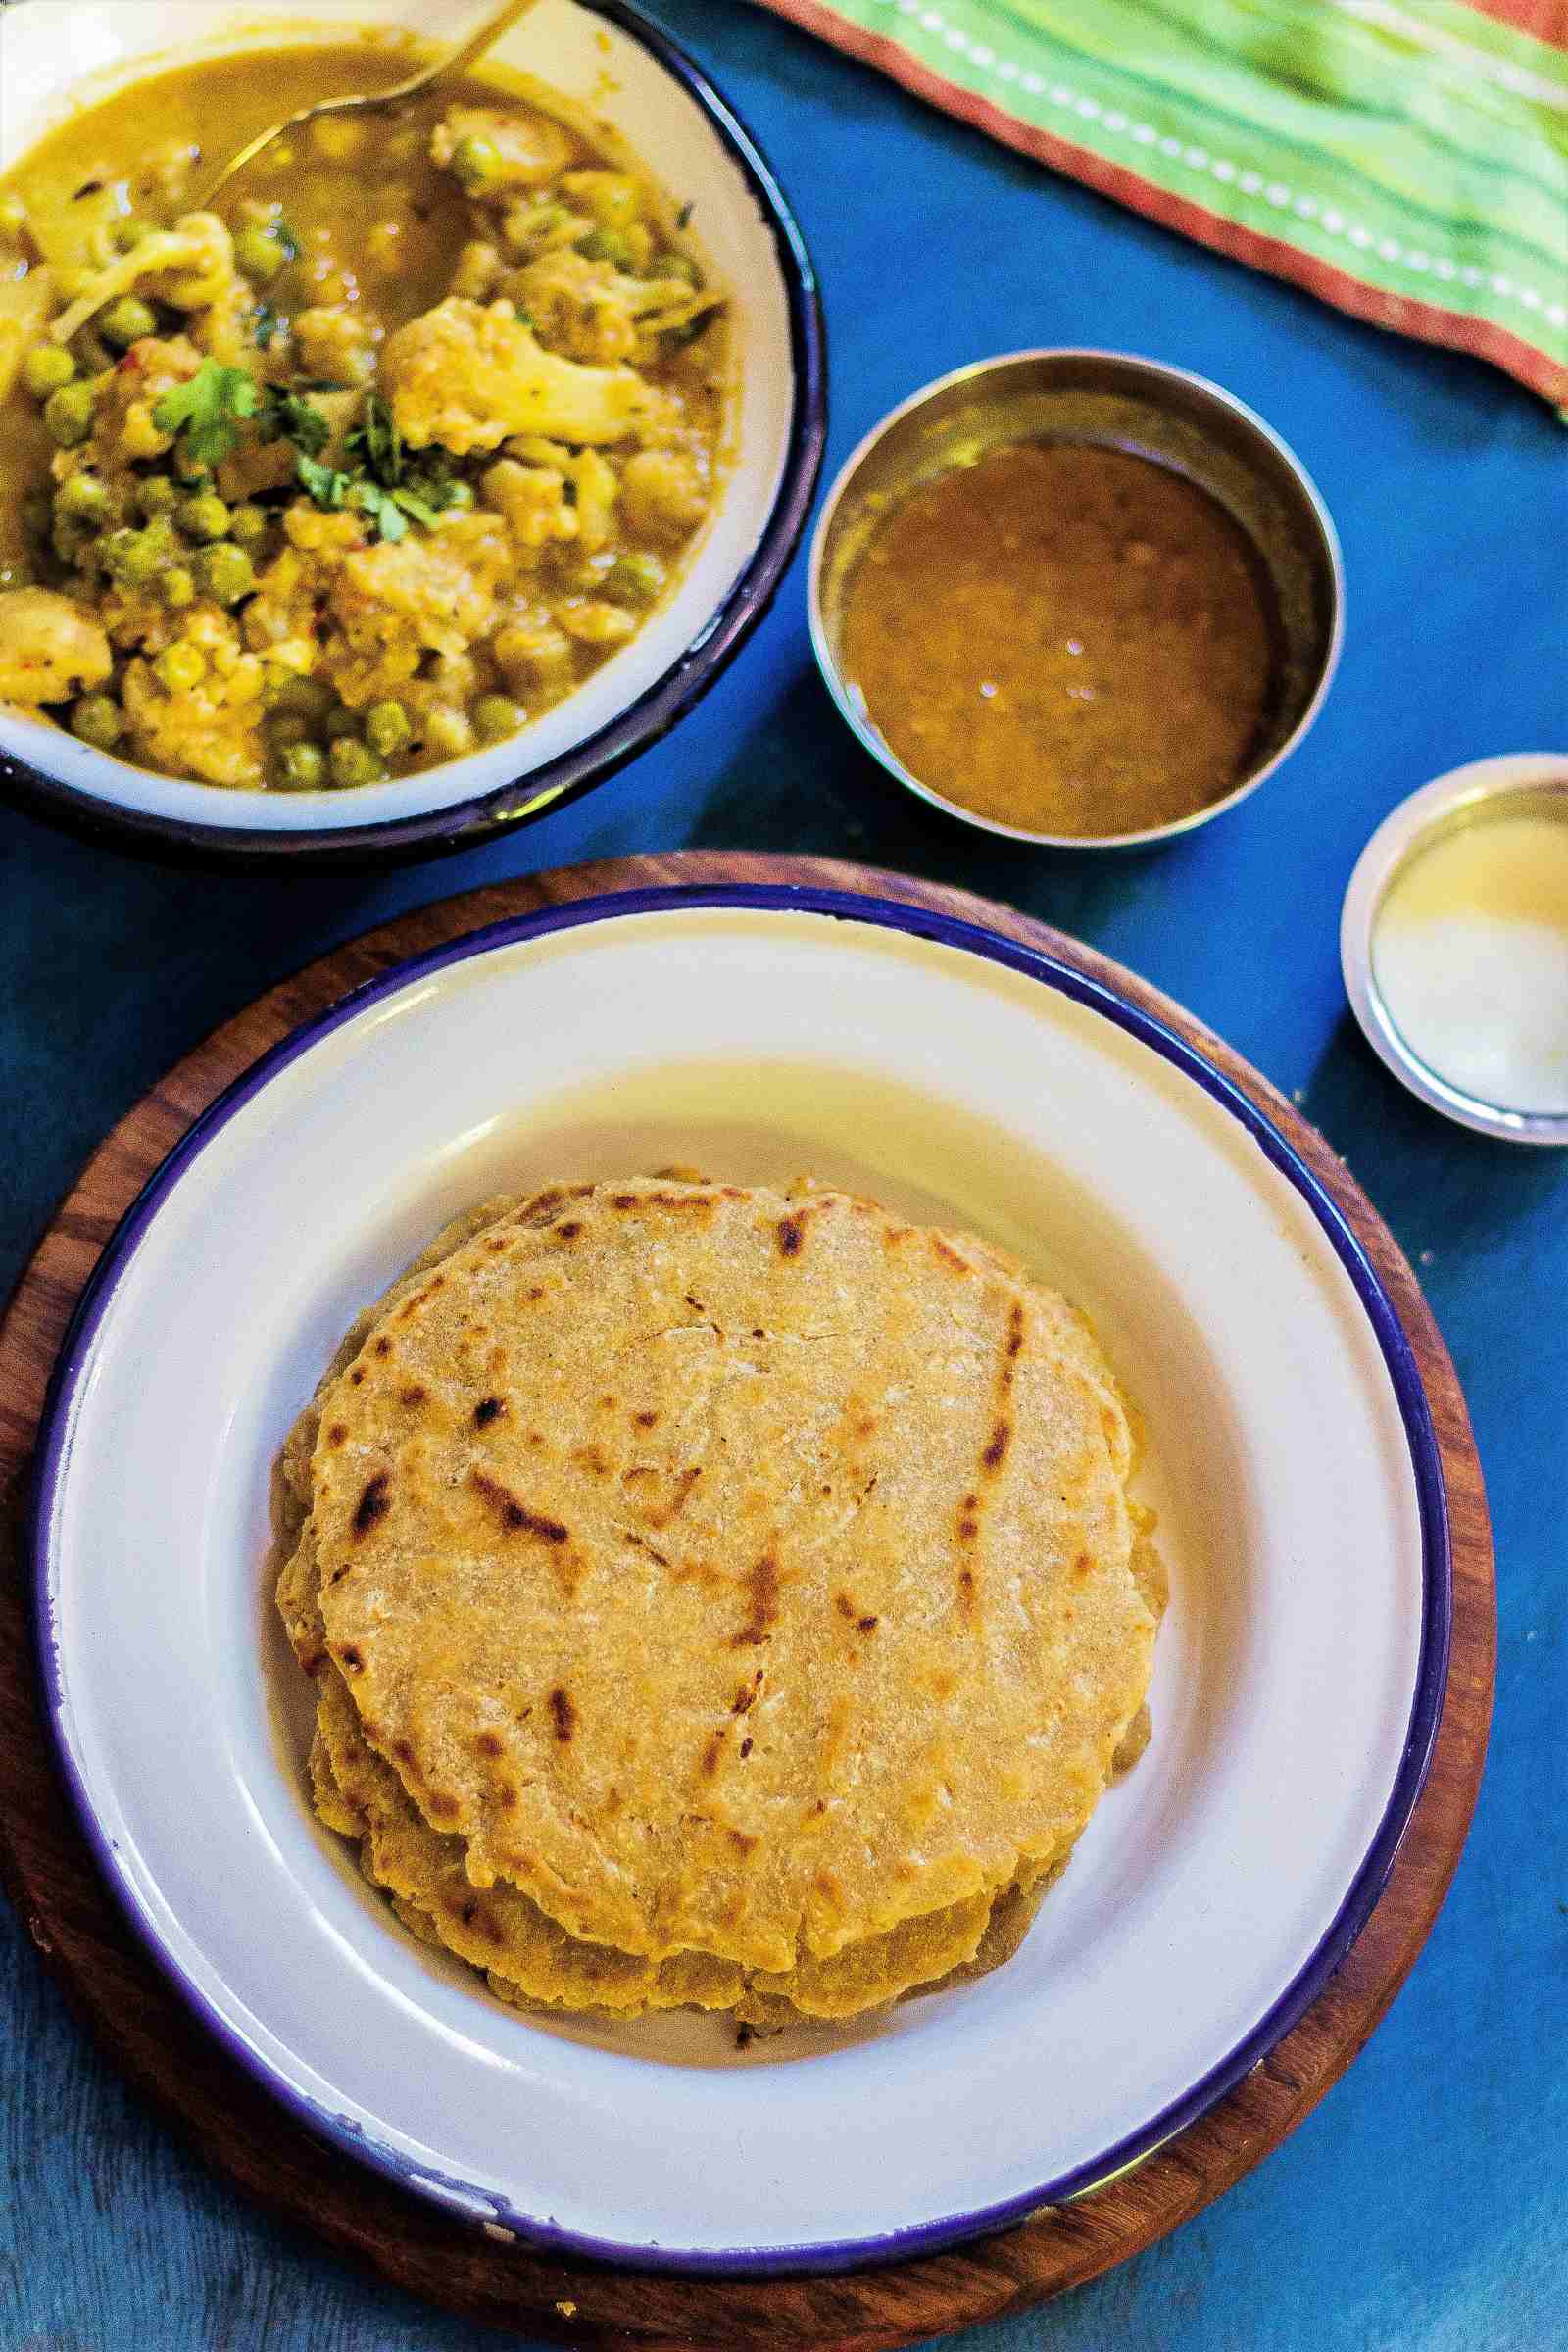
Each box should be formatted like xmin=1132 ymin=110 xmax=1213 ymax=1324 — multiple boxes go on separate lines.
xmin=1341 ymin=752 xmax=1568 ymax=1146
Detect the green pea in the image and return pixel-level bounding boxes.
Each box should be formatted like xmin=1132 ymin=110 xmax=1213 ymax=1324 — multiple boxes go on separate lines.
xmin=161 ymin=565 xmax=196 ymax=610
xmin=327 ymin=735 xmax=386 ymax=788
xmin=102 ymin=526 xmax=165 ymax=585
xmin=270 ymin=673 xmax=336 ymax=722
xmin=268 ymin=712 xmax=314 ymax=749
xmin=578 ymin=174 xmax=640 ymax=231
xmin=178 ymin=491 xmax=231 ymax=543
xmin=229 ymin=504 xmax=270 ymax=548
xmin=472 ymin=693 xmax=521 ymax=743
xmin=71 ymin=693 xmax=124 ymax=750
xmin=234 ymin=225 xmax=287 ymax=283
xmin=99 ymin=295 xmax=159 ymax=349
xmin=135 ymin=474 xmax=179 ymax=519
xmin=155 ymin=642 xmax=205 ymax=693
xmin=55 ymin=471 xmax=111 ymax=526
xmin=322 ymin=706 xmax=363 ymax=742
xmin=44 ymin=381 xmax=95 ymax=448
xmin=23 ymin=344 xmax=76 ymax=399
xmin=364 ymin=699 xmax=411 ymax=758
xmin=450 ymin=134 xmax=504 ymax=193
xmin=193 ymin=543 xmax=254 ymax=605
xmin=277 ymin=741 xmax=328 ymax=790
xmin=605 ymin=551 xmax=666 ymax=606
xmin=577 ymin=227 xmax=636 ymax=270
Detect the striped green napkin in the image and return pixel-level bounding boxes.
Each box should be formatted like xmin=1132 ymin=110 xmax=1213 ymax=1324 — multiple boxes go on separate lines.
xmin=760 ymin=0 xmax=1568 ymax=407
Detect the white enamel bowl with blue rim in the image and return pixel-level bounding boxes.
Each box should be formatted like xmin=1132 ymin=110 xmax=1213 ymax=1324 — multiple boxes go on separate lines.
xmin=31 ymin=890 xmax=1448 ymax=2270
xmin=0 ymin=0 xmax=823 ymax=867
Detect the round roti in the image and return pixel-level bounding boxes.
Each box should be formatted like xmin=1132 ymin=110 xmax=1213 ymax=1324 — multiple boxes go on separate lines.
xmin=306 ymin=1179 xmax=1157 ymax=1978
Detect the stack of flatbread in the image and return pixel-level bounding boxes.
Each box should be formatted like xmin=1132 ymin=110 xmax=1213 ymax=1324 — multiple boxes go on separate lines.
xmin=276 ymin=1177 xmax=1164 ymax=2028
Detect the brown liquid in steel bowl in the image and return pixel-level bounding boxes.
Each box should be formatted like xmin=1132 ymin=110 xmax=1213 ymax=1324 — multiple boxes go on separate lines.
xmin=840 ymin=441 xmax=1278 ymax=839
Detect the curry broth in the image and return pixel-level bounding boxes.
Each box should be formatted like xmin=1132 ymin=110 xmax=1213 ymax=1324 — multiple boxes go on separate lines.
xmin=5 ymin=46 xmax=486 ymax=328
xmin=841 ymin=440 xmax=1278 ymax=839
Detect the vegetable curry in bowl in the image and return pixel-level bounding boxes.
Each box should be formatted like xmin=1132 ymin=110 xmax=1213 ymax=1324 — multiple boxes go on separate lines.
xmin=0 ymin=41 xmax=727 ymax=791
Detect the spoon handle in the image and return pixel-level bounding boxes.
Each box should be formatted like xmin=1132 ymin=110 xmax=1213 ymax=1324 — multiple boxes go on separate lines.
xmin=388 ymin=0 xmax=546 ymax=101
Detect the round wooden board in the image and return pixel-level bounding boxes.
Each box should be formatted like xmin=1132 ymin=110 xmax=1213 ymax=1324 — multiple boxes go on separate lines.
xmin=0 ymin=853 xmax=1494 ymax=2351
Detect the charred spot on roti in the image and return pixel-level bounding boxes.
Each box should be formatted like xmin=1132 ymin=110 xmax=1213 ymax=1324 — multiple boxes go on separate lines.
xmin=470 ymin=1468 xmax=568 ymax=1545
xmin=351 ymin=1473 xmax=390 ymax=1538
xmin=731 ymin=1552 xmax=781 ymax=1648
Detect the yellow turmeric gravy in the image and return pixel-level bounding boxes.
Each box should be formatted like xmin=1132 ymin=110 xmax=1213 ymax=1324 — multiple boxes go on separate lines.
xmin=841 ymin=441 xmax=1277 ymax=838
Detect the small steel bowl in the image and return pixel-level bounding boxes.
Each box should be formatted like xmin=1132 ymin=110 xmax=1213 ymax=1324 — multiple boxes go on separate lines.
xmin=808 ymin=349 xmax=1344 ymax=849
xmin=1341 ymin=751 xmax=1568 ymax=1146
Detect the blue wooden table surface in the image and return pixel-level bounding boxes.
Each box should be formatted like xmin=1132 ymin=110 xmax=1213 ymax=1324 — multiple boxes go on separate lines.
xmin=4 ymin=4 xmax=1565 ymax=2345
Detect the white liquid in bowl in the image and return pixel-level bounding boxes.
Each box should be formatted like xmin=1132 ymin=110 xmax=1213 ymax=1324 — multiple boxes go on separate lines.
xmin=1372 ymin=810 xmax=1568 ymax=1113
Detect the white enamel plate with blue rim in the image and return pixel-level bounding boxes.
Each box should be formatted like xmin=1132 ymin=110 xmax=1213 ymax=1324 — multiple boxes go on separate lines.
xmin=31 ymin=889 xmax=1448 ymax=2271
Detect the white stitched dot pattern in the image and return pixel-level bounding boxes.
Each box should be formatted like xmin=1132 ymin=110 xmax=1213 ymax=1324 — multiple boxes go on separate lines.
xmin=855 ymin=0 xmax=1563 ymax=333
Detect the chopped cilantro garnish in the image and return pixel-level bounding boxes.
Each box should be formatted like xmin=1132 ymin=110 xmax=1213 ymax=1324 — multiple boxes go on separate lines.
xmin=274 ymin=218 xmax=302 ymax=261
xmin=294 ymin=458 xmax=415 ymax=544
xmin=253 ymin=304 xmax=283 ymax=350
xmin=349 ymin=480 xmax=410 ymax=541
xmin=345 ymin=391 xmax=402 ymax=486
xmin=676 ymin=200 xmax=694 ymax=229
xmin=260 ymin=387 xmax=331 ymax=456
xmin=390 ymin=484 xmax=448 ymax=529
xmin=151 ymin=361 xmax=259 ymax=468
xmin=296 ymin=452 xmax=351 ymax=510
xmin=291 ymin=389 xmax=463 ymax=541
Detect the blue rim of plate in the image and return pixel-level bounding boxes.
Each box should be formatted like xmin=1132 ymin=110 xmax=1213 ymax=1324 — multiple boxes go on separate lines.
xmin=0 ymin=1 xmax=826 ymax=872
xmin=28 ymin=883 xmax=1453 ymax=2276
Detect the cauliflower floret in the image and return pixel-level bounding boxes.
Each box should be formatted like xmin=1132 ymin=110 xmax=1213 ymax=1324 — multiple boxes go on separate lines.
xmin=509 ymin=249 xmax=642 ymax=366
xmin=556 ymin=597 xmax=636 ymax=648
xmin=318 ymin=512 xmax=514 ymax=706
xmin=507 ymin=248 xmax=720 ymax=368
xmin=121 ymin=608 xmax=267 ymax=787
xmin=479 ymin=457 xmax=579 ymax=551
xmin=292 ymin=305 xmax=380 ymax=386
xmin=496 ymin=196 xmax=593 ymax=262
xmin=241 ymin=503 xmax=368 ymax=668
xmin=430 ymin=105 xmax=577 ymax=190
xmin=619 ymin=445 xmax=710 ymax=542
xmin=492 ymin=610 xmax=574 ymax=696
xmin=0 ymin=588 xmax=113 ymax=704
xmin=50 ymin=213 xmax=238 ymax=346
xmin=85 ymin=334 xmax=202 ymax=467
xmin=380 ymin=297 xmax=658 ymax=455
xmin=567 ymin=450 xmax=619 ymax=554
